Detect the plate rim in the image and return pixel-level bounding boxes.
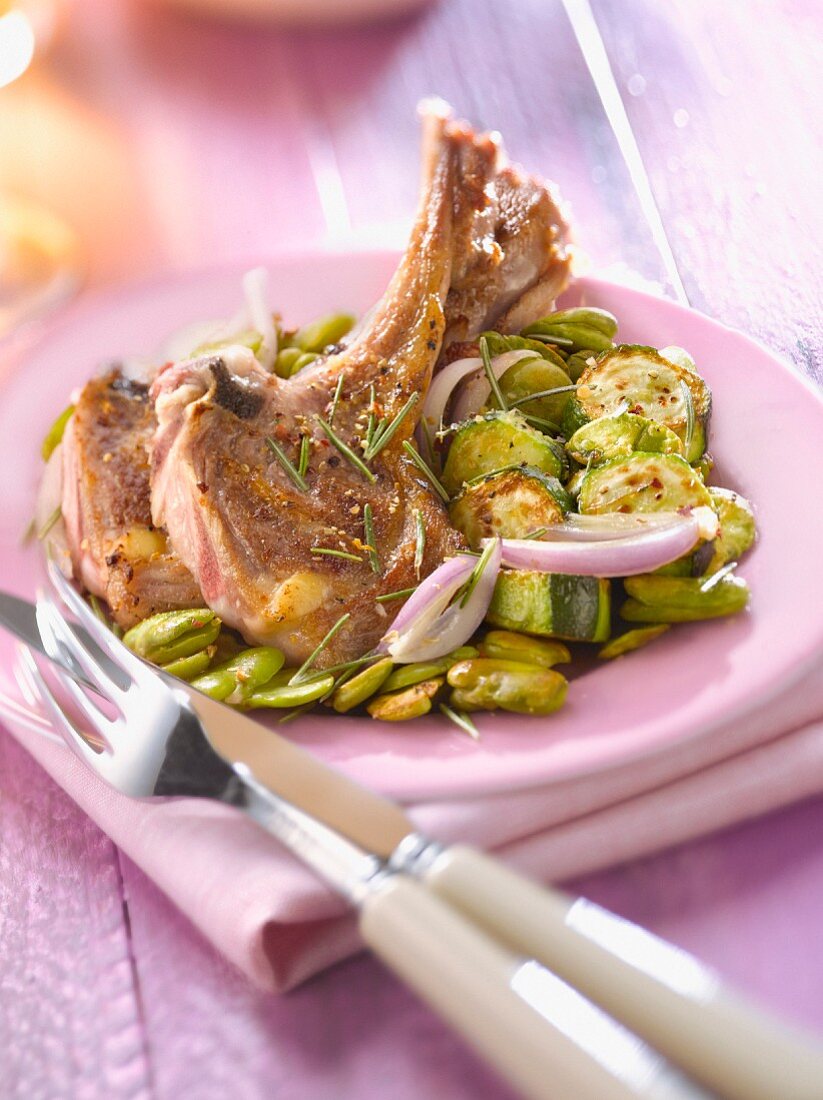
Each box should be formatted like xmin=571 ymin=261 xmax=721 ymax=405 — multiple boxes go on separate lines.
xmin=2 ymin=251 xmax=822 ymax=802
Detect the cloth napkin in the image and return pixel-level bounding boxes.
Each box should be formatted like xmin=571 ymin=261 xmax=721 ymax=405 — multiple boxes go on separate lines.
xmin=5 ymin=660 xmax=823 ymax=992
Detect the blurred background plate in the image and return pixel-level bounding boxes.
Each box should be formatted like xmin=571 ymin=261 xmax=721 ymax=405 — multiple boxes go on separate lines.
xmin=152 ymin=0 xmax=434 ymax=27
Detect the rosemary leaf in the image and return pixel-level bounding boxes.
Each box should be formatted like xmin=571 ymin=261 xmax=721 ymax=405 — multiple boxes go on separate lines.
xmin=310 ymin=547 xmax=364 ymax=563
xmin=456 ymin=540 xmax=498 ymax=608
xmin=328 ymin=374 xmax=345 ymax=425
xmin=266 ymin=436 xmax=308 ymax=492
xmin=439 ymin=703 xmax=480 ymax=741
xmin=297 ymin=434 xmax=311 ymax=479
xmin=700 ymin=561 xmax=738 ymax=593
xmin=289 ymin=613 xmax=351 ymax=684
xmin=509 ymin=385 xmax=577 ymax=407
xmin=414 ymin=508 xmax=426 ymax=578
xmin=401 ymin=440 xmax=449 ymax=502
xmin=37 ymin=505 xmax=62 ymax=541
xmin=364 ymin=392 xmax=419 ymax=461
xmin=375 ymin=586 xmax=417 ymax=603
xmin=363 ymin=503 xmax=381 ymax=574
xmin=479 ymin=335 xmax=508 ymax=412
xmin=527 ymin=332 xmax=575 ymax=348
xmin=316 ymin=417 xmax=376 ymax=483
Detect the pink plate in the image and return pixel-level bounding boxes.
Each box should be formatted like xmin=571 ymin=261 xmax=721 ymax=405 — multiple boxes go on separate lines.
xmin=1 ymin=251 xmax=822 ymax=800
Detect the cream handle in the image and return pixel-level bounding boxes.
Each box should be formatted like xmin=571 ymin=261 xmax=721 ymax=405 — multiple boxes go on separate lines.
xmin=423 ymin=846 xmax=823 ymax=1100
xmin=360 ymin=875 xmax=708 ymax=1100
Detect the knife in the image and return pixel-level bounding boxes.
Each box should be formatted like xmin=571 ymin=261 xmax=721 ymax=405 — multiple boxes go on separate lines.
xmin=4 ymin=584 xmax=823 ymax=1100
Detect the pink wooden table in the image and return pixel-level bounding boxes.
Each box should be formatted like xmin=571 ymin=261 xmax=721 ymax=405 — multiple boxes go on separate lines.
xmin=1 ymin=1 xmax=821 ymax=1095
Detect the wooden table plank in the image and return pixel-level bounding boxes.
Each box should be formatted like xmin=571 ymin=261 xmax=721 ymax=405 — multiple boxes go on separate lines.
xmin=0 ymin=731 xmax=151 ymax=1099
xmin=589 ymin=0 xmax=823 ymax=382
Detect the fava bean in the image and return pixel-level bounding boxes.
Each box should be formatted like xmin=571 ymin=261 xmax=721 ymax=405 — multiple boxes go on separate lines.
xmin=621 ymin=574 xmax=749 ymax=623
xmin=123 ymin=609 xmax=221 ymax=664
xmin=161 ymin=647 xmax=215 ymax=681
xmin=331 ymin=658 xmax=394 ymax=713
xmin=381 ymin=647 xmax=479 ymax=693
xmin=289 ymin=313 xmax=356 ymax=354
xmin=191 ymin=646 xmax=285 ymax=703
xmin=598 ymin=625 xmax=670 ymax=660
xmin=42 ymin=405 xmax=75 ymax=461
xmin=479 ymin=631 xmax=571 ymax=668
xmin=245 ymin=670 xmax=334 ymax=709
xmin=447 ymin=658 xmax=567 ymax=716
xmin=367 ymin=678 xmax=444 ymax=721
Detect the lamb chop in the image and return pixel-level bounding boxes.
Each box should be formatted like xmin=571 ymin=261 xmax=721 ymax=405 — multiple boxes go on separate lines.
xmin=61 ymin=370 xmax=202 ymax=629
xmin=150 ymin=103 xmax=572 ymax=665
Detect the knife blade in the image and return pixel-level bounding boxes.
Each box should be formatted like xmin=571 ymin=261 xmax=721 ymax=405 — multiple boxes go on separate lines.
xmin=0 ymin=588 xmax=413 ymax=859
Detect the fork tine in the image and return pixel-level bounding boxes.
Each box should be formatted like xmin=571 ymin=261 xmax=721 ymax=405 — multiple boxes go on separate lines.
xmin=36 ymin=600 xmax=120 ymax=741
xmin=35 ymin=597 xmax=126 ymax=702
xmin=46 ymin=559 xmax=157 ymax=693
xmin=18 ymin=647 xmax=110 ymax=768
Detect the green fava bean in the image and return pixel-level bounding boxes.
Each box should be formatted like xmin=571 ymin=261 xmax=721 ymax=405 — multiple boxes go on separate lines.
xmin=245 ymin=670 xmax=334 ymax=709
xmin=479 ymin=631 xmax=571 ymax=668
xmin=123 ymin=609 xmax=221 ymax=664
xmin=621 ymin=574 xmax=750 ymax=623
xmin=290 ymin=312 xmax=356 ymax=354
xmin=331 ymin=658 xmax=394 ymax=713
xmin=191 ymin=647 xmax=285 ymax=703
xmin=598 ymin=625 xmax=670 ymax=660
xmin=42 ymin=405 xmax=75 ymax=461
xmin=494 ymin=358 xmax=574 ymax=424
xmin=526 ymin=307 xmax=619 ymax=338
xmin=367 ymin=678 xmax=444 ymax=722
xmin=447 ymin=659 xmax=568 ymax=716
xmin=381 ymin=648 xmax=479 ymax=693
xmin=274 ymin=347 xmax=303 ymax=378
xmin=522 ymin=319 xmax=615 ymax=355
xmin=161 ymin=647 xmax=215 ymax=681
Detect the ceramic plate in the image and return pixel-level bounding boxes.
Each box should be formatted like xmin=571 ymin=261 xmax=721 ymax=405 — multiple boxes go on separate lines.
xmin=1 ymin=251 xmax=821 ymax=800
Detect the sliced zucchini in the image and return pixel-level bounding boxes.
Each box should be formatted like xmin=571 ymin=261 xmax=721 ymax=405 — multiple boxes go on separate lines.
xmin=572 ymin=345 xmax=711 ymax=461
xmin=490 ymin=356 xmax=574 ymax=424
xmin=449 ymin=466 xmax=571 ymax=548
xmin=566 ymin=412 xmax=684 ymax=467
xmin=706 ymin=487 xmax=757 ymax=573
xmin=621 ymin=573 xmax=749 ymax=623
xmin=487 ymin=570 xmax=611 ymax=642
xmin=442 ymin=410 xmax=567 ymax=495
xmin=578 ymin=452 xmax=712 ymax=515
xmin=659 ymin=346 xmax=697 ymax=372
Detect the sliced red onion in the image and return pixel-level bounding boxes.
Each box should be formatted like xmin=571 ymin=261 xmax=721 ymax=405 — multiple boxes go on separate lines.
xmin=243 ymin=267 xmax=278 ymax=372
xmin=529 ymin=512 xmax=692 ymax=543
xmin=378 ymin=542 xmax=502 ymax=663
xmin=491 ymin=509 xmax=717 ymax=577
xmin=420 ymin=350 xmax=538 ymax=441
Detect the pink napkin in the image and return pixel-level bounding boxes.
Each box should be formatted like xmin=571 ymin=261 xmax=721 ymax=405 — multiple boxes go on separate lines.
xmin=4 ymin=661 xmax=823 ymax=992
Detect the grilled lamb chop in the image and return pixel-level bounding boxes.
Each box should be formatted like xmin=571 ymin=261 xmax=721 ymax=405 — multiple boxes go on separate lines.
xmin=61 ymin=369 xmax=202 ymax=628
xmin=149 ymin=104 xmax=571 ymax=665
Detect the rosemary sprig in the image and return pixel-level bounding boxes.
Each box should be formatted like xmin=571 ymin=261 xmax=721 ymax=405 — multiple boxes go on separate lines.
xmin=456 ymin=539 xmax=498 ymax=608
xmin=509 ymin=385 xmax=577 ymax=407
xmin=479 ymin=335 xmax=508 ymax=412
xmin=289 ymin=612 xmax=351 ymax=684
xmin=401 ymin=440 xmax=450 ymax=502
xmin=365 ymin=384 xmax=377 ymax=452
xmin=278 ymin=703 xmax=317 ymax=724
xmin=413 ymin=508 xmax=426 ymax=578
xmin=681 ymin=380 xmax=695 ymax=456
xmin=419 ymin=415 xmax=437 ymax=467
xmin=523 ymin=413 xmax=563 ymax=436
xmin=523 ymin=526 xmax=551 ymax=540
xmin=364 ymin=393 xmax=419 ymax=462
xmin=266 ymin=436 xmax=309 ymax=492
xmin=329 ymin=374 xmax=345 ymax=425
xmin=316 ymin=417 xmax=376 ymax=483
xmin=439 ymin=703 xmax=480 ymax=741
xmin=363 ymin=503 xmax=381 ymax=574
xmin=310 ymin=547 xmax=364 ymax=563
xmin=297 ymin=434 xmax=311 ymax=479
xmin=375 ymin=586 xmax=417 ymax=603
xmin=37 ymin=505 xmax=62 ymax=541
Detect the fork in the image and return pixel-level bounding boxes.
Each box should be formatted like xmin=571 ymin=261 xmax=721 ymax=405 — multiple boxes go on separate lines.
xmin=17 ymin=562 xmax=823 ymax=1100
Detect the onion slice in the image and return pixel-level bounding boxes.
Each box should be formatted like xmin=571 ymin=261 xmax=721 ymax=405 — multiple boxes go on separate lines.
xmin=491 ymin=509 xmax=718 ymax=577
xmin=379 ymin=542 xmax=502 ymax=663
xmin=525 ymin=512 xmax=703 ymax=543
xmin=420 ymin=350 xmax=537 ymax=440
